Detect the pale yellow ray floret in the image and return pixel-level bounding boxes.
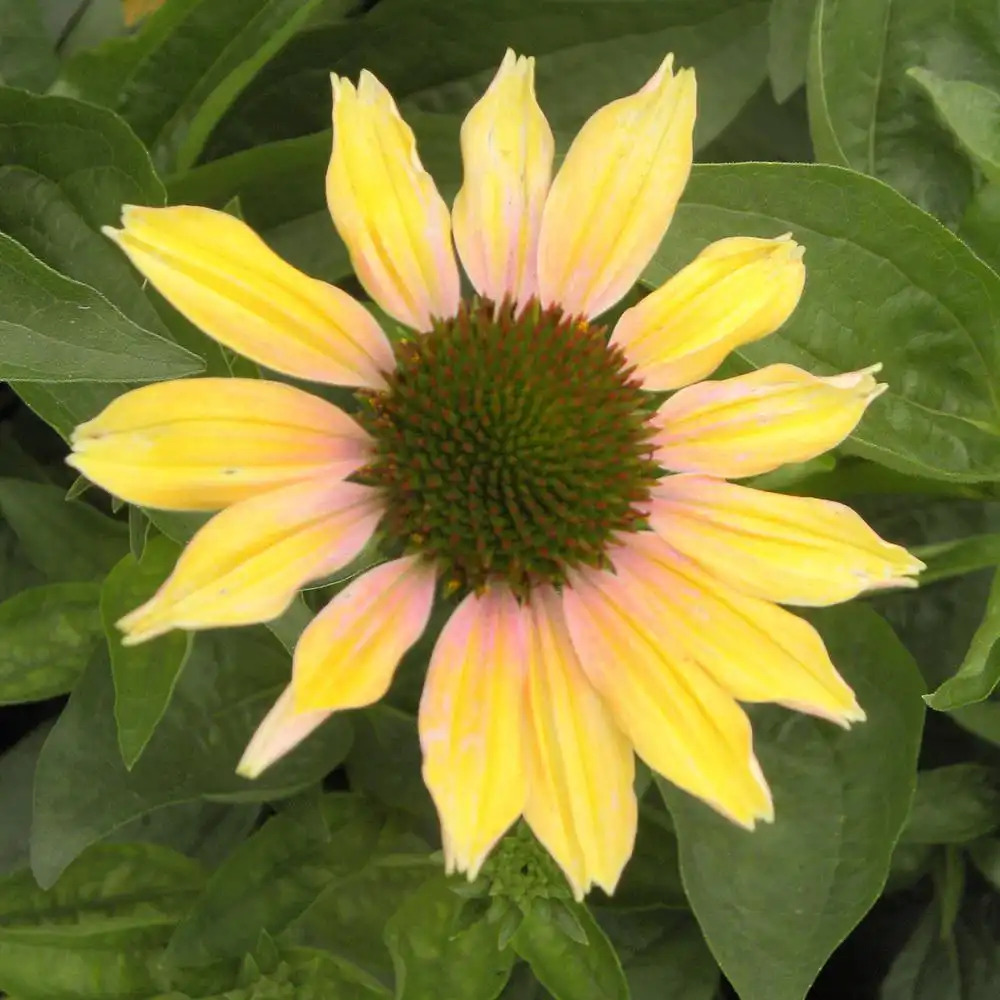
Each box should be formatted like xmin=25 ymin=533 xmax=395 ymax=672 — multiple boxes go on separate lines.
xmin=327 ymin=70 xmax=460 ymax=332
xmin=453 ymin=48 xmax=554 ymax=309
xmin=419 ymin=587 xmax=530 ymax=881
xmin=522 ymin=587 xmax=637 ymax=899
xmin=537 ymin=53 xmax=696 ymax=319
xmin=611 ymin=234 xmax=807 ymax=391
xmin=654 ymin=363 xmax=887 ymax=478
xmin=67 ymin=377 xmax=372 ymax=511
xmin=649 ymin=475 xmax=925 ymax=606
xmin=563 ymin=559 xmax=775 ymax=830
xmin=606 ymin=533 xmax=866 ymax=726
xmin=104 ymin=205 xmax=393 ymax=388
xmin=118 ymin=480 xmax=383 ymax=644
xmin=292 ymin=556 xmax=437 ymax=712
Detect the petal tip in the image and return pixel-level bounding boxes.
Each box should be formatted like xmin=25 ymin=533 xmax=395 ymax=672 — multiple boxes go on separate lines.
xmin=845 ymin=701 xmax=867 ymax=726
xmin=117 ymin=603 xmax=167 ymax=645
xmin=118 ymin=629 xmax=149 ymax=648
xmin=773 ymin=233 xmax=805 ymax=262
xmin=235 ymin=755 xmax=263 ymax=780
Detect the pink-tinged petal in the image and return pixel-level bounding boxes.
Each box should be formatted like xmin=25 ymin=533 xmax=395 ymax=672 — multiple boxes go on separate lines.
xmin=606 ymin=532 xmax=864 ymax=726
xmin=649 ymin=475 xmax=924 ymax=605
xmin=611 ymin=235 xmax=806 ymax=391
xmin=68 ymin=378 xmax=372 ymax=511
xmin=654 ymin=363 xmax=887 ymax=478
xmin=537 ymin=54 xmax=696 ymax=319
xmin=327 ymin=71 xmax=460 ymax=331
xmin=117 ymin=480 xmax=383 ymax=644
xmin=104 ymin=206 xmax=393 ymax=388
xmin=419 ymin=587 xmax=529 ymax=879
xmin=452 ymin=49 xmax=554 ymax=308
xmin=523 ymin=587 xmax=637 ymax=899
xmin=563 ymin=556 xmax=773 ymax=829
xmin=293 ymin=556 xmax=436 ymax=711
xmin=237 ymin=685 xmax=332 ymax=778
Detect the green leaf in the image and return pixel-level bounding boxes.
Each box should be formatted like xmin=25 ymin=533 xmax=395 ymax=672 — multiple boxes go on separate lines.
xmin=31 ymin=630 xmax=353 ymax=888
xmin=650 ymin=163 xmax=1000 ymax=483
xmin=512 ymin=900 xmax=628 ymax=1000
xmin=0 ymin=583 xmax=102 ymax=705
xmin=162 ymin=945 xmax=391 ymax=999
xmin=0 ymin=233 xmax=203 ymax=384
xmin=64 ymin=0 xmax=330 ymax=173
xmin=4 ymin=716 xmax=256 ymax=884
xmin=0 ymin=724 xmax=52 ymax=877
xmin=597 ymin=910 xmax=720 ymax=1000
xmin=345 ymin=706 xmax=437 ymax=833
xmin=103 ymin=799 xmax=260 ymax=870
xmin=912 ymin=535 xmax=1000 ymax=586
xmin=384 ymin=876 xmax=514 ymax=1000
xmin=0 ymin=87 xmax=214 ymax=434
xmin=880 ymin=890 xmax=1000 ymax=1000
xmin=885 ymin=842 xmax=935 ymax=896
xmin=0 ymin=87 xmax=160 ymax=245
xmin=0 ymin=478 xmax=128 ymax=582
xmin=0 ymin=0 xmax=59 ymax=91
xmin=900 ymin=764 xmax=1000 ymax=845
xmin=128 ymin=504 xmax=149 ymax=561
xmin=908 ymin=68 xmax=1000 ymax=186
xmin=263 ymin=594 xmax=315 ymax=655
xmin=696 ymin=85 xmax=814 ymax=164
xmin=0 ymin=842 xmax=204 ymax=1000
xmin=925 ymin=568 xmax=1000 ymax=710
xmin=967 ymin=837 xmax=1000 ymax=894
xmin=767 ymin=0 xmax=816 ymax=102
xmin=661 ymin=604 xmax=924 ymax=1000
xmin=102 ymin=538 xmax=193 ymax=768
xmin=959 ymin=182 xmax=1000 ymax=275
xmin=209 ymin=0 xmax=768 ymax=158
xmin=864 ymin=498 xmax=1000 ymax=691
xmin=806 ymin=0 xmax=998 ymax=224
xmin=167 ymin=131 xmax=332 ymax=232
xmin=0 ymin=519 xmax=44 ymax=603
xmin=166 ymin=794 xmax=384 ymax=966
xmin=285 ymin=854 xmax=440 ymax=987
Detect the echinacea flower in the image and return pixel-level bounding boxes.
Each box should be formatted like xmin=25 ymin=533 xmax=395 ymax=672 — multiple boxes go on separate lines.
xmin=68 ymin=50 xmax=923 ymax=899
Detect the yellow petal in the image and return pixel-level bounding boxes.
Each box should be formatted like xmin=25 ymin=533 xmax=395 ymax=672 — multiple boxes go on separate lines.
xmin=327 ymin=71 xmax=460 ymax=332
xmin=237 ymin=685 xmax=333 ymax=778
xmin=104 ymin=206 xmax=393 ymax=388
xmin=649 ymin=475 xmax=924 ymax=605
xmin=605 ymin=532 xmax=864 ymax=726
xmin=419 ymin=587 xmax=528 ymax=879
xmin=537 ymin=54 xmax=696 ymax=319
xmin=654 ymin=363 xmax=886 ymax=478
xmin=293 ymin=556 xmax=436 ymax=711
xmin=563 ymin=557 xmax=773 ymax=828
xmin=452 ymin=49 xmax=554 ymax=308
xmin=523 ymin=587 xmax=636 ymax=899
xmin=118 ymin=480 xmax=383 ymax=644
xmin=67 ymin=378 xmax=372 ymax=511
xmin=611 ymin=235 xmax=806 ymax=391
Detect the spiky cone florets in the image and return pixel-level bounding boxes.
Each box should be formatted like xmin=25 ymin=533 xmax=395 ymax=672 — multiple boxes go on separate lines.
xmin=355 ymin=298 xmax=660 ymax=598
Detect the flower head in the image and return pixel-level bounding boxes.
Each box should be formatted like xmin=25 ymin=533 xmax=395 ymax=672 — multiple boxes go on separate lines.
xmin=70 ymin=50 xmax=923 ymax=900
